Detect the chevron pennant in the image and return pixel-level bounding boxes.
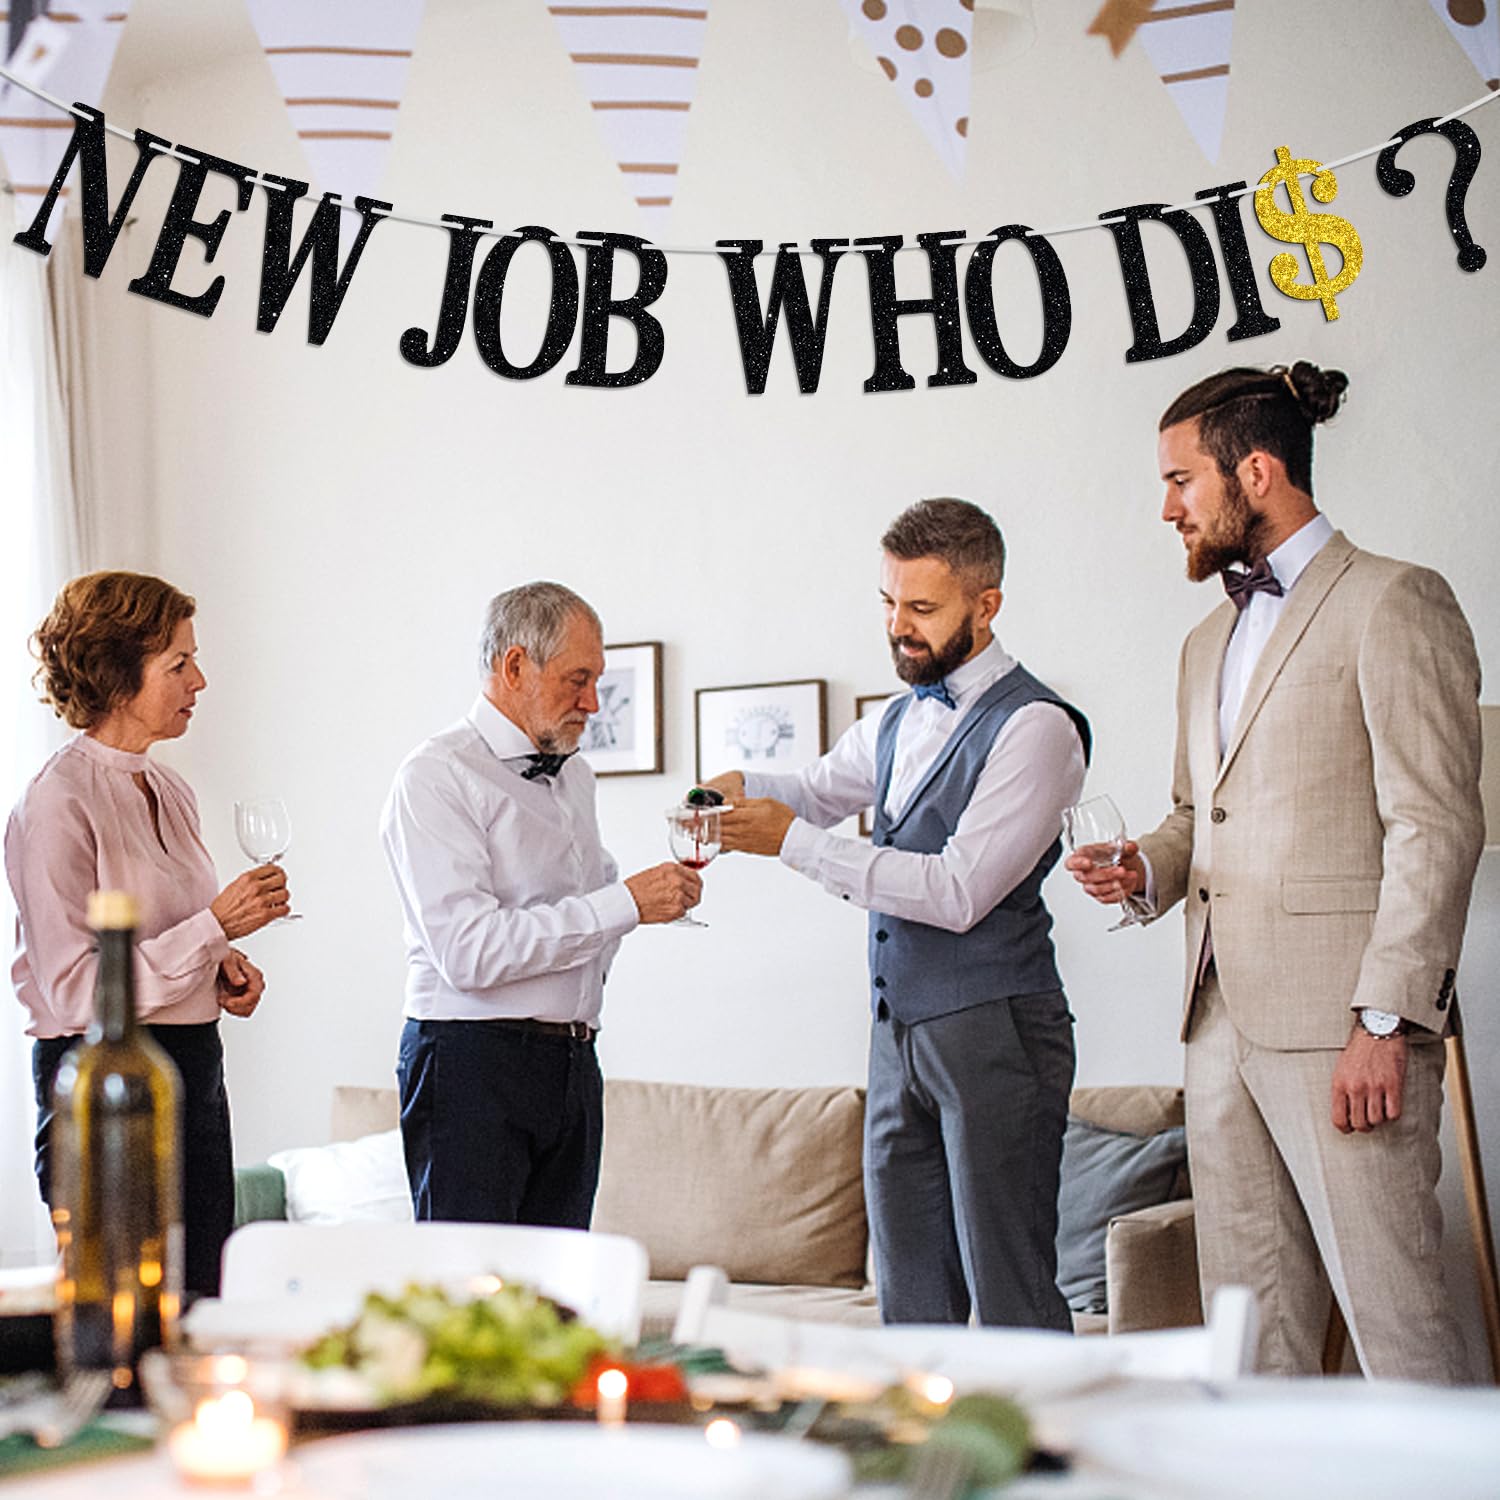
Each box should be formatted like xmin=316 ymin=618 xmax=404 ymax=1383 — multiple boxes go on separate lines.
xmin=548 ymin=2 xmax=709 ymax=236
xmin=0 ymin=1 xmax=131 ymax=199
xmin=1134 ymin=0 xmax=1236 ymax=163
xmin=245 ymin=0 xmax=426 ymax=205
xmin=1429 ymin=0 xmax=1499 ymax=91
xmin=840 ymin=0 xmax=975 ymax=180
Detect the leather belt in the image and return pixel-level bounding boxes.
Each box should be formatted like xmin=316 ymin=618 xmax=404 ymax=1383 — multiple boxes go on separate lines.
xmin=493 ymin=1017 xmax=596 ymax=1042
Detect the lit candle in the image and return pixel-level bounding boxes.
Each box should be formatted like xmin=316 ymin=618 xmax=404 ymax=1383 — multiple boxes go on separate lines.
xmin=704 ymin=1418 xmax=742 ymax=1449
xmin=595 ymin=1367 xmax=628 ymax=1428
xmin=166 ymin=1389 xmax=288 ymax=1484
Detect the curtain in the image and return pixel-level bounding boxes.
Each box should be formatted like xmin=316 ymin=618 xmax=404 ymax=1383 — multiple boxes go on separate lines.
xmin=0 ymin=192 xmax=83 ymax=1267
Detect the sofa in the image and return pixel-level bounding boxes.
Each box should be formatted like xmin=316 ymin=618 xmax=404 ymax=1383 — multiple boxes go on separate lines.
xmin=234 ymin=1079 xmax=1199 ymax=1338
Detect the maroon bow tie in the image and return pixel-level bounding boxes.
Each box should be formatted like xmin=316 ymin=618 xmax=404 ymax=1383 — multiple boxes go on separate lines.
xmin=1222 ymin=558 xmax=1284 ymax=611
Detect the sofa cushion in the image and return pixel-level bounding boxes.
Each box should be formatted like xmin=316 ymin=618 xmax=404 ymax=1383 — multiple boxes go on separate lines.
xmin=267 ymin=1130 xmax=413 ymax=1225
xmin=1055 ymin=1116 xmax=1188 ymax=1315
xmin=591 ymin=1080 xmax=868 ymax=1288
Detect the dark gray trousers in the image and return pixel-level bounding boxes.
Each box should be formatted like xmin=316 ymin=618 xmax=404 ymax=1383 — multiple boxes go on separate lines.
xmin=865 ymin=991 xmax=1075 ymax=1328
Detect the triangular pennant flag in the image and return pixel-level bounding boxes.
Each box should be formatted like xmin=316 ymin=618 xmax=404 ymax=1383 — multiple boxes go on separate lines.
xmin=1429 ymin=0 xmax=1500 ymax=91
xmin=0 ymin=2 xmax=132 ymax=201
xmin=1133 ymin=0 xmax=1235 ymax=163
xmin=244 ymin=0 xmax=426 ymax=204
xmin=840 ymin=0 xmax=974 ymax=179
xmin=548 ymin=1 xmax=710 ymax=237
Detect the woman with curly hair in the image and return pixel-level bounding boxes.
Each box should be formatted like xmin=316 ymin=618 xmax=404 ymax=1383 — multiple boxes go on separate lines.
xmin=5 ymin=572 xmax=291 ymax=1296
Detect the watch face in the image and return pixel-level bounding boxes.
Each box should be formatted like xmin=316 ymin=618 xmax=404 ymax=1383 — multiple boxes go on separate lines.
xmin=1360 ymin=1010 xmax=1400 ymax=1037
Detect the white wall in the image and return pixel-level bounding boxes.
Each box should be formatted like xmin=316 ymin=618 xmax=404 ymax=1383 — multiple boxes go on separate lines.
xmin=11 ymin=0 xmax=1499 ymax=1373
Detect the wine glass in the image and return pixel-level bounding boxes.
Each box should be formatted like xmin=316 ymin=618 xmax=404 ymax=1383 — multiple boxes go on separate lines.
xmin=664 ymin=804 xmax=722 ymax=928
xmin=1062 ymin=794 xmax=1141 ymax=931
xmin=234 ymin=797 xmax=302 ymax=923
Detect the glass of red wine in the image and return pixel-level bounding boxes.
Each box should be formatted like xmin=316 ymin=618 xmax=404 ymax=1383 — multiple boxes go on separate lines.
xmin=665 ymin=803 xmax=723 ymax=928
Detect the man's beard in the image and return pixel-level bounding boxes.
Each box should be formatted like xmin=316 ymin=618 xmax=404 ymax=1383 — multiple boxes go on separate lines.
xmin=1185 ymin=471 xmax=1271 ymax=583
xmin=537 ymin=720 xmax=586 ymax=754
xmin=889 ymin=617 xmax=975 ymax=686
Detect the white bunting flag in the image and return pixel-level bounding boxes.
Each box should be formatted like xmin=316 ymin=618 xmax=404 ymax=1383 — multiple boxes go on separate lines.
xmin=548 ymin=1 xmax=710 ymax=237
xmin=1135 ymin=0 xmax=1235 ymax=164
xmin=1428 ymin=0 xmax=1500 ymax=91
xmin=840 ymin=0 xmax=974 ymax=179
xmin=244 ymin=0 xmax=426 ymax=205
xmin=0 ymin=3 xmax=131 ymax=201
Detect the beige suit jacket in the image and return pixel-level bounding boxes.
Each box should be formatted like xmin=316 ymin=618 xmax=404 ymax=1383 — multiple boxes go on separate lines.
xmin=1136 ymin=531 xmax=1483 ymax=1051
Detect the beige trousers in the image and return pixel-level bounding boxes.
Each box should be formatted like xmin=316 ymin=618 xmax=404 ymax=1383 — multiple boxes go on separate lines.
xmin=1185 ymin=975 xmax=1470 ymax=1382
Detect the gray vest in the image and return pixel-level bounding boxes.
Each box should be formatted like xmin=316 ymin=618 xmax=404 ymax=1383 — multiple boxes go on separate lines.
xmin=867 ymin=664 xmax=1091 ymax=1023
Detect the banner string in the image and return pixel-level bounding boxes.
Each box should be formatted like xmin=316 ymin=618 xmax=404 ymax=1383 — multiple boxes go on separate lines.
xmin=1 ymin=60 xmax=1495 ymax=255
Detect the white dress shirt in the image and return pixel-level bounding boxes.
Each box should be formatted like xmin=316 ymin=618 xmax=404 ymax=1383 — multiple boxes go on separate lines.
xmin=380 ymin=695 xmax=638 ymax=1024
xmin=1217 ymin=512 xmax=1335 ymax=751
xmin=746 ymin=638 xmax=1087 ymax=933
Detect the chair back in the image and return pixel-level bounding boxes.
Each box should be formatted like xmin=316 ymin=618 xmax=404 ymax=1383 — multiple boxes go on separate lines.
xmin=220 ymin=1221 xmax=649 ymax=1341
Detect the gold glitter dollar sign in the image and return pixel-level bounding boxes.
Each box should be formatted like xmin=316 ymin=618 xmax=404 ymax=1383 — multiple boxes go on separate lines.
xmin=1253 ymin=145 xmax=1364 ymax=322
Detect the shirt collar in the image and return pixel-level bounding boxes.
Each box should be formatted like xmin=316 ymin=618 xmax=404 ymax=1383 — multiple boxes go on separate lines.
xmin=73 ymin=732 xmax=152 ymax=774
xmin=468 ymin=694 xmax=538 ymax=762
xmin=945 ymin=635 xmax=1016 ymax=706
xmin=1265 ymin=512 xmax=1334 ymax=593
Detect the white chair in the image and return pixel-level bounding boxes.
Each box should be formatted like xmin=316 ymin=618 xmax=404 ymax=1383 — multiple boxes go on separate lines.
xmin=672 ymin=1264 xmax=1258 ymax=1389
xmin=207 ymin=1221 xmax=649 ymax=1342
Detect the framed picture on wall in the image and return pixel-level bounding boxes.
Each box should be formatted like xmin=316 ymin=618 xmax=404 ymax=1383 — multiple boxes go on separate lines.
xmin=580 ymin=642 xmax=663 ymax=777
xmin=854 ymin=691 xmax=900 ymax=837
xmin=694 ymin=679 xmax=827 ymax=783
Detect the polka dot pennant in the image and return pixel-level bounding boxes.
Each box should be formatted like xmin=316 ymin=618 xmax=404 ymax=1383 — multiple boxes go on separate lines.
xmin=1428 ymin=0 xmax=1500 ymax=91
xmin=841 ymin=0 xmax=975 ymax=178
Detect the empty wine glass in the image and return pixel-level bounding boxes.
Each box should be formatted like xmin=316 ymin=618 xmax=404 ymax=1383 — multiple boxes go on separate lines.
xmin=665 ymin=804 xmax=722 ymax=928
xmin=234 ymin=797 xmax=302 ymax=923
xmin=1062 ymin=794 xmax=1141 ymax=931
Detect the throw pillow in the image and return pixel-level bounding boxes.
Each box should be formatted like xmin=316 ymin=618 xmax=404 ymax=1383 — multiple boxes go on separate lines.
xmin=267 ymin=1129 xmax=414 ymax=1226
xmin=1055 ymin=1116 xmax=1188 ymax=1314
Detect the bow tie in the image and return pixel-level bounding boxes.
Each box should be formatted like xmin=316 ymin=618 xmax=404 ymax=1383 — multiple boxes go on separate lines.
xmin=914 ymin=681 xmax=957 ymax=710
xmin=520 ymin=751 xmax=573 ymax=781
xmin=1222 ymin=557 xmax=1284 ymax=612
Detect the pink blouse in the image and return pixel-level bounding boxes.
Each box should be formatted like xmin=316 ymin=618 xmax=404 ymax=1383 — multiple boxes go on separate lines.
xmin=5 ymin=734 xmax=229 ymax=1038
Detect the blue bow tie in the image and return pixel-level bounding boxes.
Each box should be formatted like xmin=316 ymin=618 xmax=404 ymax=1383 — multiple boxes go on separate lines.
xmin=914 ymin=681 xmax=956 ymax=710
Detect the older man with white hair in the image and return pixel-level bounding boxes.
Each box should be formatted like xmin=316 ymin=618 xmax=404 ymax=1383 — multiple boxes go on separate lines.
xmin=381 ymin=581 xmax=700 ymax=1226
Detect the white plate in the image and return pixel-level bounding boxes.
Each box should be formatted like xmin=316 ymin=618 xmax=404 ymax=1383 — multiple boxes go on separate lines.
xmin=1075 ymin=1389 xmax=1500 ymax=1500
xmin=289 ymin=1422 xmax=851 ymax=1500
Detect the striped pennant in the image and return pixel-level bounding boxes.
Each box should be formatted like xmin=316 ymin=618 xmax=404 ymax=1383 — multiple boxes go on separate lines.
xmin=1134 ymin=0 xmax=1235 ymax=163
xmin=840 ymin=0 xmax=974 ymax=180
xmin=1429 ymin=0 xmax=1499 ymax=92
xmin=0 ymin=2 xmax=131 ymax=200
xmin=547 ymin=2 xmax=709 ymax=236
xmin=244 ymin=0 xmax=426 ymax=205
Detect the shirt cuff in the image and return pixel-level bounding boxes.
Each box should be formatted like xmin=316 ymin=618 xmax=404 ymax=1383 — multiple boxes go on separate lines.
xmin=1136 ymin=851 xmax=1160 ymax=917
xmin=779 ymin=818 xmax=825 ymax=874
xmin=196 ymin=908 xmax=233 ymax=967
xmin=589 ymin=881 xmax=641 ymax=940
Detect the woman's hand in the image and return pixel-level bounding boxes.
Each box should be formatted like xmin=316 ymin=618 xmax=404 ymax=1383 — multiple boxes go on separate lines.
xmin=217 ymin=949 xmax=266 ymax=1018
xmin=211 ymin=864 xmax=290 ymax=938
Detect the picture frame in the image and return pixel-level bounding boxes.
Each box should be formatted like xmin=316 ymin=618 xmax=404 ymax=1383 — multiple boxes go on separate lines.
xmin=854 ymin=691 xmax=901 ymax=837
xmin=580 ymin=641 xmax=664 ymax=777
xmin=694 ymin=679 xmax=828 ymax=783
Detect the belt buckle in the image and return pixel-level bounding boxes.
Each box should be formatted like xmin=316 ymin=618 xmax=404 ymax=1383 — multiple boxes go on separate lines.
xmin=567 ymin=1020 xmax=591 ymax=1041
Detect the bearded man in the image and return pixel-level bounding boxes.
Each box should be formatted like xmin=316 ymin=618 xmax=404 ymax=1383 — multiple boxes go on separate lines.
xmin=381 ymin=582 xmax=700 ymax=1226
xmin=709 ymin=499 xmax=1090 ymax=1327
xmin=1068 ymin=363 xmax=1483 ymax=1380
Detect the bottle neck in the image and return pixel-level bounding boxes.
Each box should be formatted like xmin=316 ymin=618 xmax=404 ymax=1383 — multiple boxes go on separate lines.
xmin=93 ymin=929 xmax=138 ymax=1043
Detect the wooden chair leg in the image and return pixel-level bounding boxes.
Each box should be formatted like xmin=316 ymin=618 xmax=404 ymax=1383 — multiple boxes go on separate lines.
xmin=1447 ymin=1033 xmax=1500 ymax=1385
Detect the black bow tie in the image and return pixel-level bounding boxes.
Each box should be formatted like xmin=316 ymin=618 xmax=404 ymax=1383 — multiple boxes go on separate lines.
xmin=520 ymin=751 xmax=573 ymax=781
xmin=1222 ymin=557 xmax=1285 ymax=612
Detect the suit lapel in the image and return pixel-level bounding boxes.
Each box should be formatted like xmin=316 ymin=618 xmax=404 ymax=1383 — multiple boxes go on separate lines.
xmin=1191 ymin=605 xmax=1236 ymax=791
xmin=1216 ymin=531 xmax=1357 ymax=785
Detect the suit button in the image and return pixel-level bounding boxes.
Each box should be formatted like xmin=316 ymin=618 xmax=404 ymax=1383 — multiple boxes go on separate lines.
xmin=874 ymin=976 xmax=887 ymax=990
xmin=1439 ymin=967 xmax=1455 ymax=998
xmin=1211 ymin=807 xmax=1226 ymax=824
xmin=1198 ymin=888 xmax=1209 ymax=903
xmin=1436 ymin=995 xmax=1449 ymax=1011
xmin=875 ymin=930 xmax=889 ymax=942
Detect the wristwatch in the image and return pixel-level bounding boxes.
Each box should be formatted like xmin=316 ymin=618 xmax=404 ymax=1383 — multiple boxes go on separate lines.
xmin=1357 ymin=1007 xmax=1407 ymax=1039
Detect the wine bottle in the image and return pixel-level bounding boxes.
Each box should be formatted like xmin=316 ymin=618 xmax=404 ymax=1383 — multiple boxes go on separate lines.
xmin=685 ymin=786 xmax=724 ymax=807
xmin=50 ymin=890 xmax=183 ymax=1403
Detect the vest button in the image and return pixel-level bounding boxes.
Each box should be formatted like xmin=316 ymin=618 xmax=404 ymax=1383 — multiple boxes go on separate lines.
xmin=1198 ymin=887 xmax=1209 ymax=902
xmin=1211 ymin=807 xmax=1227 ymax=824
xmin=875 ymin=930 xmax=889 ymax=942
xmin=882 ymin=836 xmax=895 ymax=847
xmin=874 ymin=976 xmax=887 ymax=990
